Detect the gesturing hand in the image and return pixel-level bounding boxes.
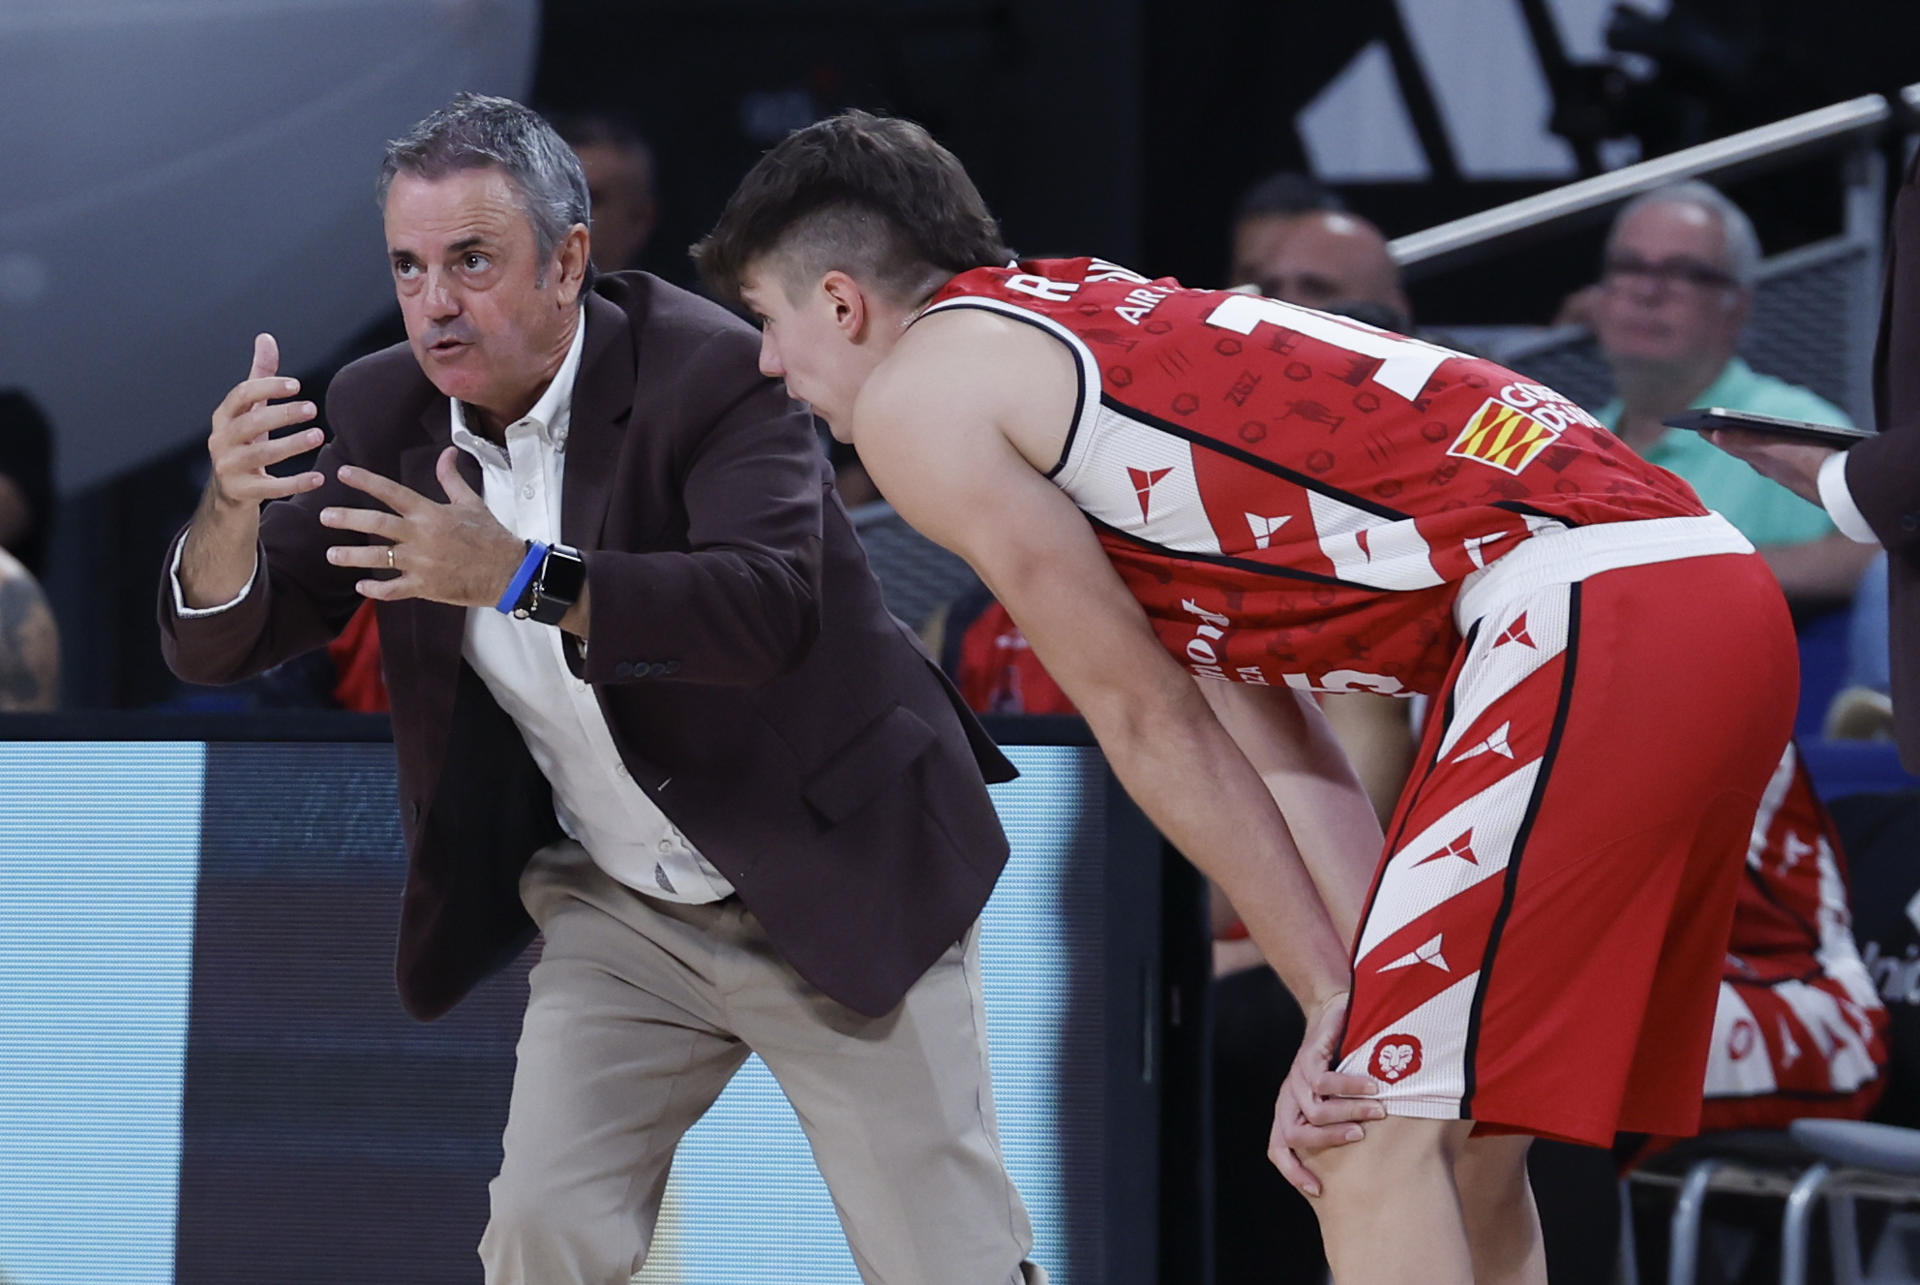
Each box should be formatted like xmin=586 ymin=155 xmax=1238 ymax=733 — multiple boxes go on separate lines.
xmin=319 ymin=446 xmax=526 ymax=608
xmin=1268 ymin=991 xmax=1384 ymax=1198
xmin=207 ymin=333 xmax=325 ymax=507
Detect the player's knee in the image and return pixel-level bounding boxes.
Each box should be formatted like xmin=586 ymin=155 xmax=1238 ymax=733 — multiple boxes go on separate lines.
xmin=1304 ymin=1116 xmax=1470 ymax=1209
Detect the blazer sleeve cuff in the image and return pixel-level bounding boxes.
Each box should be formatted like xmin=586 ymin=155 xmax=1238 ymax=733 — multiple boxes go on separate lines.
xmin=169 ymin=533 xmax=260 ymax=616
xmin=1820 ymin=451 xmax=1881 ymax=545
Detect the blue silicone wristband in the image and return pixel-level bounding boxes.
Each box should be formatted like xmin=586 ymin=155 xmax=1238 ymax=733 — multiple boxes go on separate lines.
xmin=496 ymin=540 xmax=549 ymax=615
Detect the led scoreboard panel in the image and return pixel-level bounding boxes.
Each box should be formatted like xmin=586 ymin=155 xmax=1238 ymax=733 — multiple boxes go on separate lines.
xmin=0 ymin=722 xmax=1164 ymax=1285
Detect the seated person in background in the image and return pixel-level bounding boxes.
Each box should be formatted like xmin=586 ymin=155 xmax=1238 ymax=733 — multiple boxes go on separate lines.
xmin=0 ymin=390 xmax=55 ymax=579
xmin=1618 ymin=743 xmax=1887 ymax=1284
xmin=1591 ymin=181 xmax=1877 ymax=611
xmin=545 ymin=110 xmax=659 ymax=274
xmin=1233 ymin=207 xmax=1411 ymax=335
xmin=1623 ymin=741 xmax=1886 ymax=1169
xmin=0 ymin=546 xmax=58 ymax=710
xmin=1697 ymin=743 xmax=1887 ymax=1136
xmin=1227 ymin=170 xmax=1347 ymax=292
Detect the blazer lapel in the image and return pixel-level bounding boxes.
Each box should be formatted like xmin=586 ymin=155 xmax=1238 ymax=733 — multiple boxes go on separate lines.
xmin=561 ymin=292 xmax=636 ymax=551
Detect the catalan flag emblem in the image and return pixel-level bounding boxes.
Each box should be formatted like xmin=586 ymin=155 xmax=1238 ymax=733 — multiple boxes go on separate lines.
xmin=1446 ymin=398 xmax=1562 ymax=475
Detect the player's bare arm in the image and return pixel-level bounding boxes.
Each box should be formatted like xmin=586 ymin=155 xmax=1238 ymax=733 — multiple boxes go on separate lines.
xmin=1194 ymin=681 xmax=1382 ymax=941
xmin=851 ymin=313 xmax=1351 ymax=1009
xmin=1195 ymin=679 xmax=1394 ymax=1185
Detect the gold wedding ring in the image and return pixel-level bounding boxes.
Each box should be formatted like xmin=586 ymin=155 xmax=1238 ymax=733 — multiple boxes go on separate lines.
xmin=385 ymin=546 xmax=395 ymax=571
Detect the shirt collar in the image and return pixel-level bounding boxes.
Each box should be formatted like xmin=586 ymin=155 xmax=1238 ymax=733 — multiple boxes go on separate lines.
xmin=449 ymin=306 xmax=588 ymax=453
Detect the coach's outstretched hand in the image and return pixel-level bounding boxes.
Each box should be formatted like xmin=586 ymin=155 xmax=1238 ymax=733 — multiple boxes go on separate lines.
xmin=1269 ymin=991 xmax=1383 ymax=1197
xmin=207 ymin=333 xmax=325 ymax=507
xmin=176 ymin=334 xmax=327 ymax=609
xmin=320 ymin=447 xmax=526 ymax=610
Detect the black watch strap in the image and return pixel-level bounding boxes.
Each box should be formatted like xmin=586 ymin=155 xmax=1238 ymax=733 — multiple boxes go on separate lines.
xmin=527 ymin=543 xmax=586 ymax=626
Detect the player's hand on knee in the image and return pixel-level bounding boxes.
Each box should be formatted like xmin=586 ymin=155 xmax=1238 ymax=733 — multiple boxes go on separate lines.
xmin=1267 ymin=991 xmax=1384 ymax=1197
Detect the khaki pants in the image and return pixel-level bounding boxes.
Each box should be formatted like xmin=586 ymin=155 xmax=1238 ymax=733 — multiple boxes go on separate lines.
xmin=479 ymin=841 xmax=1041 ymax=1285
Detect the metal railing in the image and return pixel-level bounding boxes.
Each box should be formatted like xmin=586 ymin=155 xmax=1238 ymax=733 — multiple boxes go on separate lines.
xmin=1390 ymin=90 xmax=1908 ymax=277
xmin=1399 ymin=82 xmax=1920 ymax=424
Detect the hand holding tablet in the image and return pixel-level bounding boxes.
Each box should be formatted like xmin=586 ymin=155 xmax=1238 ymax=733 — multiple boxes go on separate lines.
xmin=1664 ymin=406 xmax=1875 ymax=447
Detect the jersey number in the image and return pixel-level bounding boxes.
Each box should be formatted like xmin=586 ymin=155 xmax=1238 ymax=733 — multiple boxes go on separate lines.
xmin=1203 ymin=294 xmax=1459 ymax=402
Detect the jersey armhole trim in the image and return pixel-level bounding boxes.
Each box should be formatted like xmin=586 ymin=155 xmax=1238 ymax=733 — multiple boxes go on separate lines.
xmin=916 ymin=296 xmax=1097 ymax=481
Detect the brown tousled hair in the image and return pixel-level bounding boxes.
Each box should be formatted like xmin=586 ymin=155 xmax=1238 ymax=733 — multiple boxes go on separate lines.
xmin=692 ymin=110 xmax=1010 ymax=307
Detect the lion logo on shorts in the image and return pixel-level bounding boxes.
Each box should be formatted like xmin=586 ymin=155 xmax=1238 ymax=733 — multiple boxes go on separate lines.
xmin=1370 ymin=1034 xmax=1423 ymax=1082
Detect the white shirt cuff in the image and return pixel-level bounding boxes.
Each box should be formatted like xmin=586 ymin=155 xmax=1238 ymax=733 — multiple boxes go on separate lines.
xmin=169 ymin=537 xmax=259 ymax=617
xmin=1818 ymin=451 xmax=1880 ymax=545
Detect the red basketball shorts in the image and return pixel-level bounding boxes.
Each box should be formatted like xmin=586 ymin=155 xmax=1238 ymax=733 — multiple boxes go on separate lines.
xmin=1335 ymin=515 xmax=1799 ymax=1146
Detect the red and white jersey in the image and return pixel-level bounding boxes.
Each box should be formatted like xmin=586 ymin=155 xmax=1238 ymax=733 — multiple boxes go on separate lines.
xmin=1700 ymin=742 xmax=1885 ymax=1117
xmin=924 ymin=258 xmax=1707 ymax=696
xmin=1732 ymin=741 xmax=1875 ymax=989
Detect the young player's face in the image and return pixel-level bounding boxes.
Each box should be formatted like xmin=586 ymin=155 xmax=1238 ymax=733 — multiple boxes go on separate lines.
xmin=738 ymin=264 xmax=859 ymax=437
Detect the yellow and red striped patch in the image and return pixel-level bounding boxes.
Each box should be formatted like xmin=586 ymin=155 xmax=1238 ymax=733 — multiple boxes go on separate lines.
xmin=1445 ymin=397 xmax=1563 ymax=475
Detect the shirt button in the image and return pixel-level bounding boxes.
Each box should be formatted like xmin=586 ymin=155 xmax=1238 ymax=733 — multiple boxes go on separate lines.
xmin=615 ymin=761 xmax=629 ymax=778
xmin=522 ymin=483 xmax=536 ymax=499
xmin=658 ymin=838 xmax=674 ymax=852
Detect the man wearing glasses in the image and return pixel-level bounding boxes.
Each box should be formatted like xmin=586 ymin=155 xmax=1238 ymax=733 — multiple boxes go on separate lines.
xmin=1589 ymin=182 xmax=1878 ymax=609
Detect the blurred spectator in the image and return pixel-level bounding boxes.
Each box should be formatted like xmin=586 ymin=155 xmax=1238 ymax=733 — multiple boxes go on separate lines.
xmin=1231 ymin=209 xmax=1410 ymax=331
xmin=1226 ymin=171 xmax=1345 ymax=295
xmin=547 ymin=110 xmax=658 ymax=273
xmin=1590 ymin=182 xmax=1876 ymax=610
xmin=0 ymin=547 xmax=58 ymax=711
xmin=0 ymin=391 xmax=55 ymax=578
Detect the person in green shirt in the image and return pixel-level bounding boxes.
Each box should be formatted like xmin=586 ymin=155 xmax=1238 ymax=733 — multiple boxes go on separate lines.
xmin=1591 ymin=181 xmax=1878 ymax=609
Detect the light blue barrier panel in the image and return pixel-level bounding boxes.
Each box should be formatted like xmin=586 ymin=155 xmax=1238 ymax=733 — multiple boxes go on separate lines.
xmin=0 ymin=743 xmax=205 ymax=1285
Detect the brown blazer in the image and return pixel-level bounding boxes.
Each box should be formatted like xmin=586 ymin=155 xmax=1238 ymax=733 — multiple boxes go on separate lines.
xmin=1850 ymin=151 xmax=1920 ymax=773
xmin=161 ymin=273 xmax=1015 ymax=1019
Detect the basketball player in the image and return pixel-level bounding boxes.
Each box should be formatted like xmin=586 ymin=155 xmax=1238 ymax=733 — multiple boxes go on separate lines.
xmin=693 ymin=112 xmax=1797 ymax=1284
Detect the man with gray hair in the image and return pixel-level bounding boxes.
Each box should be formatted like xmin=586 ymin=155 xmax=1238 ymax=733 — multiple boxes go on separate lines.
xmin=159 ymin=93 xmax=1040 ymax=1284
xmin=1591 ymin=181 xmax=1877 ymax=606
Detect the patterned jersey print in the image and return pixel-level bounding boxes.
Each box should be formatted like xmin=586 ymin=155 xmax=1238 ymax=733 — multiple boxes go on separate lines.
xmin=924 ymin=258 xmax=1707 ymax=695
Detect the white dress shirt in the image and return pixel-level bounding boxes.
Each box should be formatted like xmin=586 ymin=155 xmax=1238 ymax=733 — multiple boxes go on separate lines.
xmin=453 ymin=314 xmax=733 ymax=904
xmin=1818 ymin=451 xmax=1881 ymax=545
xmin=174 ymin=311 xmax=732 ymax=903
